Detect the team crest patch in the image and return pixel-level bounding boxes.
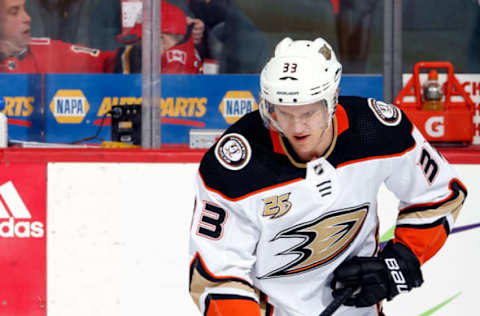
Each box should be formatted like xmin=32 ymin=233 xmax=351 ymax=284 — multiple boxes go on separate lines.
xmin=319 ymin=44 xmax=332 ymax=60
xmin=368 ymin=98 xmax=402 ymax=126
xmin=215 ymin=133 xmax=251 ymax=170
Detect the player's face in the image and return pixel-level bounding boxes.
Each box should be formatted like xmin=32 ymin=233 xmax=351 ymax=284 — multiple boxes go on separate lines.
xmin=274 ymin=101 xmax=332 ymax=161
xmin=0 ymin=0 xmax=31 ymax=54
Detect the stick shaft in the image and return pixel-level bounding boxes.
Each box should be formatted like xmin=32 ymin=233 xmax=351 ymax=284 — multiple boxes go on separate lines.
xmin=319 ymin=287 xmax=355 ymax=316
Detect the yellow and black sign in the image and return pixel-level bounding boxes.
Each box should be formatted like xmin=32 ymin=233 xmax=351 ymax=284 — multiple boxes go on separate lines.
xmin=49 ymin=90 xmax=89 ymax=124
xmin=1 ymin=97 xmax=34 ymax=117
xmin=219 ymin=91 xmax=258 ymax=124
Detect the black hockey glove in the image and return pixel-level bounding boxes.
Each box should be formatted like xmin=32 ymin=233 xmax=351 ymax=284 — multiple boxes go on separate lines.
xmin=330 ymin=241 xmax=423 ymax=307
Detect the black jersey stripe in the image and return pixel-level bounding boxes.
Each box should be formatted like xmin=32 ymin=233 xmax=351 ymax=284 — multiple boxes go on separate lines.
xmin=199 ymin=171 xmax=303 ymax=201
xmin=396 ymin=217 xmax=451 ymax=236
xmin=199 ymin=111 xmax=306 ymax=199
xmin=328 ymin=96 xmax=416 ymax=168
xmin=199 ymin=97 xmax=416 ymax=199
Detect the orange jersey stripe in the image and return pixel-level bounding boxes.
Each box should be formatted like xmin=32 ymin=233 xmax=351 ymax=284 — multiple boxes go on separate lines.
xmin=335 ymin=104 xmax=349 ymax=136
xmin=190 ymin=253 xmax=259 ymax=315
xmin=394 ymin=225 xmax=448 ymax=265
xmin=206 ymin=297 xmax=260 ymax=316
xmin=270 ymin=129 xmax=285 ymax=155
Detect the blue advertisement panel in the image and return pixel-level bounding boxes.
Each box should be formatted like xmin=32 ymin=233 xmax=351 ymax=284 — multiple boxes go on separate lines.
xmin=44 ymin=74 xmax=141 ymax=144
xmin=161 ymin=74 xmax=260 ymax=145
xmin=0 ymin=75 xmax=43 ymax=141
xmin=0 ymin=74 xmax=382 ymax=145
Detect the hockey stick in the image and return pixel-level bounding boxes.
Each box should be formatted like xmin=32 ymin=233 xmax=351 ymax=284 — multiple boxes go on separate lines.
xmin=318 ymin=287 xmax=355 ymax=316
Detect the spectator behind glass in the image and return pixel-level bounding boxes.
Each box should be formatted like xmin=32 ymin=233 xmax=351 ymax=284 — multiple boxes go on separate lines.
xmin=116 ymin=0 xmax=202 ymax=74
xmin=334 ymin=0 xmax=378 ymax=73
xmin=87 ymin=0 xmax=123 ymax=51
xmin=25 ymin=0 xmax=92 ymax=46
xmin=185 ymin=0 xmax=228 ymax=60
xmin=188 ymin=0 xmax=269 ymax=74
xmin=0 ymin=0 xmax=117 ymax=73
xmin=468 ymin=1 xmax=480 ymax=72
xmin=164 ymin=0 xmax=206 ymax=59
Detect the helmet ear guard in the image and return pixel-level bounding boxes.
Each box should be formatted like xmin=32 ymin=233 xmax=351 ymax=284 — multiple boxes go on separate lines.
xmin=273 ymin=37 xmax=294 ymax=56
xmin=259 ymin=37 xmax=342 ymax=132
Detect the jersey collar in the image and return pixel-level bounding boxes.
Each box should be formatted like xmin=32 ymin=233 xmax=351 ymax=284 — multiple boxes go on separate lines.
xmin=0 ymin=48 xmax=28 ymax=62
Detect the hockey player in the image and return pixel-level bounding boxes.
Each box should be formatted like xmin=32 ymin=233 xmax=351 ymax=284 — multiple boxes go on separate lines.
xmin=116 ymin=0 xmax=202 ymax=74
xmin=0 ymin=0 xmax=116 ymax=73
xmin=189 ymin=37 xmax=467 ymax=316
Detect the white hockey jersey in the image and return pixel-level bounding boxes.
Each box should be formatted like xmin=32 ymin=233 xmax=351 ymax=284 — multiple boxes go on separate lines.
xmin=189 ymin=96 xmax=467 ymax=316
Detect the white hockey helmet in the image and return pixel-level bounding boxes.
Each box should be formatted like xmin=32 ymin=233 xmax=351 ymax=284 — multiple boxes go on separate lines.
xmin=259 ymin=37 xmax=342 ymax=132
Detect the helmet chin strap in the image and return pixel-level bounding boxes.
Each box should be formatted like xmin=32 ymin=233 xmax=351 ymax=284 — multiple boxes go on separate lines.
xmin=318 ymin=102 xmax=334 ymax=140
xmin=312 ymin=117 xmax=334 ymax=159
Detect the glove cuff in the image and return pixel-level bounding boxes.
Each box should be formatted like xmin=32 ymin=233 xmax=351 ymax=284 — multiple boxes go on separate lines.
xmin=380 ymin=241 xmax=424 ymax=299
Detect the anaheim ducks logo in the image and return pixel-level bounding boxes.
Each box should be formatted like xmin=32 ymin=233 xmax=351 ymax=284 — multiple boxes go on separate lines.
xmin=259 ymin=203 xmax=369 ymax=279
xmin=368 ymin=98 xmax=402 ymax=126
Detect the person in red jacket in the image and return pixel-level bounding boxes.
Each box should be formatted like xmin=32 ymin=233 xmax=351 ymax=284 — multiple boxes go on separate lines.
xmin=116 ymin=0 xmax=202 ymax=74
xmin=0 ymin=0 xmax=116 ymax=73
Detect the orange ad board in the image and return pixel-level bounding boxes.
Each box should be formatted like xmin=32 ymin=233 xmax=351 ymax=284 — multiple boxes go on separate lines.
xmin=400 ymin=66 xmax=480 ymax=145
xmin=396 ymin=62 xmax=475 ymax=144
xmin=402 ymin=109 xmax=474 ymax=143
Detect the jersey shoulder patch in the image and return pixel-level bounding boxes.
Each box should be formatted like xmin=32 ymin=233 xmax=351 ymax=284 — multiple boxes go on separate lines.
xmin=199 ymin=111 xmax=304 ymax=200
xmin=367 ymin=98 xmax=402 ymax=126
xmin=165 ymin=49 xmax=187 ymax=64
xmin=214 ymin=133 xmax=252 ymax=171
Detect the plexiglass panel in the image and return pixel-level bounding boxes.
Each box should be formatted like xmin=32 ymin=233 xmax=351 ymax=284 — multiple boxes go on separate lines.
xmin=0 ymin=0 xmax=386 ymax=148
xmin=402 ymin=0 xmax=479 ymax=73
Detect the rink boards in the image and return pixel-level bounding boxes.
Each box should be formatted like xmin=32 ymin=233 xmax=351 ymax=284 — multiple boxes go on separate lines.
xmin=0 ymin=149 xmax=478 ymax=316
